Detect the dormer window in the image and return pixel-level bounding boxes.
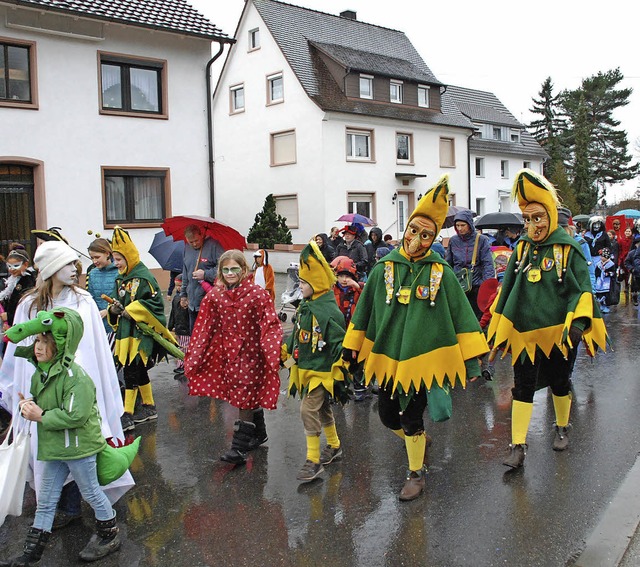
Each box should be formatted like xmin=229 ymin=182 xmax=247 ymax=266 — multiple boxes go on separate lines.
xmin=418 ymin=85 xmax=430 ymax=108
xmin=359 ymin=74 xmax=373 ymax=99
xmin=510 ymin=129 xmax=521 ymax=143
xmin=390 ymin=80 xmax=403 ymax=104
xmin=493 ymin=127 xmax=502 ymax=140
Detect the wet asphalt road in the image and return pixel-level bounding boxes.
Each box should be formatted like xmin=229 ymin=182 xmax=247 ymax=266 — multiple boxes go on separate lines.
xmin=2 ymin=294 xmax=640 ymax=567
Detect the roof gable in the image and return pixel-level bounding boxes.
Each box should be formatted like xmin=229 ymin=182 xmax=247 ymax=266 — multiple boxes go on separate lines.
xmin=2 ymin=0 xmax=231 ymax=40
xmin=253 ymin=0 xmax=470 ymax=129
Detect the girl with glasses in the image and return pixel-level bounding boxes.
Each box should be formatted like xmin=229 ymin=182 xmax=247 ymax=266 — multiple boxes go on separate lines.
xmin=185 ymin=249 xmax=282 ymax=465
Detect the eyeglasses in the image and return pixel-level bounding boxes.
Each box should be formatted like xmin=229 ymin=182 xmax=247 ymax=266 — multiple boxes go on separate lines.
xmin=7 ymin=262 xmax=24 ymax=270
xmin=221 ymin=266 xmax=242 ymax=275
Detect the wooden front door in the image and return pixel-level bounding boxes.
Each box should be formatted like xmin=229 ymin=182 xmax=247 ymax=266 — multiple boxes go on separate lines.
xmin=0 ymin=164 xmax=35 ymax=256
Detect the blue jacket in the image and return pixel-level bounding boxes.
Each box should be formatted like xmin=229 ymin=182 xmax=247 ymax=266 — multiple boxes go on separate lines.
xmin=86 ymin=263 xmax=119 ymax=333
xmin=445 ymin=210 xmax=495 ymax=287
xmin=180 ymin=237 xmax=224 ymax=312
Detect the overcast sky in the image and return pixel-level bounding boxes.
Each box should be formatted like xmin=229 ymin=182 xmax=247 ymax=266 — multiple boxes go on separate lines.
xmin=190 ymin=0 xmax=640 ymax=203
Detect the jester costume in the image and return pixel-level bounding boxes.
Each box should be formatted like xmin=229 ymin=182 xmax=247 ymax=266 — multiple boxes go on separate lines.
xmin=487 ymin=169 xmax=609 ymax=468
xmin=107 ymin=227 xmax=176 ymax=429
xmin=283 ymin=241 xmax=350 ymax=482
xmin=343 ymin=175 xmax=488 ymax=500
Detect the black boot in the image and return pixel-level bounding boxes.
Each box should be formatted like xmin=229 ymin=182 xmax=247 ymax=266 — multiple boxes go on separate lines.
xmin=0 ymin=527 xmax=50 ymax=566
xmin=78 ymin=515 xmax=121 ymax=562
xmin=220 ymin=420 xmax=255 ymax=464
xmin=247 ymin=409 xmax=268 ymax=450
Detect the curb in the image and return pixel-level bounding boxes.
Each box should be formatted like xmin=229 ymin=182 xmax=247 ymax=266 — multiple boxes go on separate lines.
xmin=574 ymin=453 xmax=640 ymax=566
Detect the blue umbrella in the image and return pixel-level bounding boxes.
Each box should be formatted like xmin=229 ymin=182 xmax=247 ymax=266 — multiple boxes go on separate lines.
xmin=613 ymin=209 xmax=640 ymax=219
xmin=336 ymin=213 xmax=376 ymax=226
xmin=148 ymin=231 xmax=185 ymax=272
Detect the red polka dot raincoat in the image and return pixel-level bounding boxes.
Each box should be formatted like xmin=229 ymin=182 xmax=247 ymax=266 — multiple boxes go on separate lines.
xmin=185 ymin=279 xmax=283 ymax=409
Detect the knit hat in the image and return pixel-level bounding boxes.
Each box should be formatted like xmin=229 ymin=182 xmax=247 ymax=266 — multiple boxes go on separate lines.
xmin=408 ymin=174 xmax=450 ymax=232
xmin=512 ymin=169 xmax=560 ymax=235
xmin=33 ymin=241 xmax=78 ymax=281
xmin=299 ymin=240 xmax=336 ymax=299
xmin=111 ymin=226 xmax=140 ymax=274
xmin=557 ymin=207 xmax=572 ymax=228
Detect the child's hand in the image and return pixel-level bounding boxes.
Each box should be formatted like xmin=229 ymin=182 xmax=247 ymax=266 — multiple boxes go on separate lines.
xmin=19 ymin=394 xmax=43 ymax=422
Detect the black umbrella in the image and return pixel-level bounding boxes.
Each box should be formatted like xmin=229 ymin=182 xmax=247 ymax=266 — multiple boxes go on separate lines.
xmin=475 ymin=212 xmax=523 ymax=229
xmin=148 ymin=231 xmax=185 ymax=272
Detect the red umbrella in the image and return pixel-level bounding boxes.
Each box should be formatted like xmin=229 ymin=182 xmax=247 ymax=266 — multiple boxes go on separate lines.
xmin=162 ymin=215 xmax=247 ymax=251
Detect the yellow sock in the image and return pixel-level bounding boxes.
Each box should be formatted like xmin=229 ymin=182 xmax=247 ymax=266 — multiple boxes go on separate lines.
xmin=306 ymin=435 xmax=321 ymax=464
xmin=405 ymin=432 xmax=427 ymax=472
xmin=392 ymin=429 xmax=406 ymax=440
xmin=138 ymin=383 xmax=155 ymax=406
xmin=511 ymin=400 xmax=534 ymax=445
xmin=323 ymin=424 xmax=340 ymax=448
xmin=124 ymin=389 xmax=138 ymax=414
xmin=552 ymin=393 xmax=572 ymax=428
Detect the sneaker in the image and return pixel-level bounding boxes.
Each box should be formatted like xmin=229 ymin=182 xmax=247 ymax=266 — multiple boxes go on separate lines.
xmin=600 ymin=305 xmax=610 ymax=313
xmin=320 ymin=445 xmax=343 ymax=465
xmin=296 ymin=460 xmax=324 ymax=482
xmin=120 ymin=413 xmax=135 ymax=432
xmin=552 ymin=424 xmax=571 ymax=451
xmin=503 ymin=443 xmax=527 ymax=469
xmin=133 ymin=404 xmax=158 ymax=424
xmin=399 ymin=467 xmax=426 ymax=501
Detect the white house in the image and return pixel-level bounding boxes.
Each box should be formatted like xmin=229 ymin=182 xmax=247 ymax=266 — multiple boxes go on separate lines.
xmin=212 ymin=0 xmax=476 ymax=242
xmin=446 ymin=85 xmax=548 ymax=216
xmin=0 ymin=0 xmax=232 ymax=272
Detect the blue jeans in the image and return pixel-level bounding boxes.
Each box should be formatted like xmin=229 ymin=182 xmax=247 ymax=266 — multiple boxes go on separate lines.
xmin=33 ymin=455 xmax=115 ymax=532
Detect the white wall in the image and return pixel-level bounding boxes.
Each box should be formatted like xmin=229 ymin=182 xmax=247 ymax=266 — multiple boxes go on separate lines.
xmin=0 ymin=6 xmax=213 ymax=270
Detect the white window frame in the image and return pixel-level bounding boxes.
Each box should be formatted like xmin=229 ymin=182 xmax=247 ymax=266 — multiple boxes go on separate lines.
xmin=475 ymin=197 xmax=486 ymax=217
xmin=510 ymin=129 xmax=521 ymax=143
xmin=523 ymin=160 xmax=532 ymax=169
xmin=274 ymin=194 xmax=299 ymax=228
xmin=417 ymin=84 xmax=430 ymax=108
xmin=270 ymin=129 xmax=296 ymax=166
xmin=266 ymin=72 xmax=284 ymax=105
xmin=501 ymin=160 xmax=509 ymax=178
xmin=390 ymin=80 xmax=403 ymax=104
xmin=396 ymin=132 xmax=413 ymax=164
xmin=359 ymin=74 xmax=373 ymax=99
xmin=475 ymin=157 xmax=485 ymax=177
xmin=248 ymin=28 xmax=260 ymax=51
xmin=439 ymin=137 xmax=455 ymax=168
xmin=493 ymin=127 xmax=502 ymax=140
xmin=347 ymin=192 xmax=374 ymax=219
xmin=346 ymin=128 xmax=374 ymax=162
xmin=229 ymin=83 xmax=244 ymax=114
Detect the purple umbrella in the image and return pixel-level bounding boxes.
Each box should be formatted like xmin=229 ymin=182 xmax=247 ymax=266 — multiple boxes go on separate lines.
xmin=335 ymin=213 xmax=376 ymax=226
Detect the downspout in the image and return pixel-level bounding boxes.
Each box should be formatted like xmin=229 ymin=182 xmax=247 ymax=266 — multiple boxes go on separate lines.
xmin=206 ymin=41 xmax=228 ymax=218
xmin=467 ymin=130 xmax=474 ymax=210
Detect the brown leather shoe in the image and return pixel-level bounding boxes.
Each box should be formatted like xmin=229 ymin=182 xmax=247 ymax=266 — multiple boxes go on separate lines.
xmin=503 ymin=444 xmax=527 ymax=468
xmin=399 ymin=467 xmax=426 ymax=501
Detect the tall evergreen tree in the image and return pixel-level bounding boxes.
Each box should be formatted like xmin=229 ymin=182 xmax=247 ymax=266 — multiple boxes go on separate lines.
xmin=247 ymin=194 xmax=292 ymax=249
xmin=529 ymin=77 xmax=568 ymax=177
xmin=549 ymin=161 xmax=579 ymax=215
xmin=561 ymin=68 xmax=639 ymax=207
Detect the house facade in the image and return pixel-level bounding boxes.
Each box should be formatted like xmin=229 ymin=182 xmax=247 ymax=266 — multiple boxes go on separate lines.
xmin=212 ymin=0 xmax=475 ymax=242
xmin=446 ymin=85 xmax=548 ymax=216
xmin=0 ymin=0 xmax=231 ymax=268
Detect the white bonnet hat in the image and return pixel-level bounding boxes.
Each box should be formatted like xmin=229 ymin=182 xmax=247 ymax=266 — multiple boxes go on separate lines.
xmin=34 ymin=241 xmax=79 ymax=281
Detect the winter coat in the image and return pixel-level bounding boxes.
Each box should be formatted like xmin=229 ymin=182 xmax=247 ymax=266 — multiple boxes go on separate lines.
xmin=445 ymin=210 xmax=495 ymax=287
xmin=584 ymin=230 xmax=611 ymax=259
xmin=86 ymin=263 xmax=119 ymax=332
xmin=180 ymin=237 xmax=224 ymax=312
xmin=594 ymin=259 xmax=616 ymax=293
xmin=315 ymin=234 xmax=335 ymax=263
xmin=15 ymin=309 xmax=106 ymax=461
xmin=169 ymin=294 xmax=190 ymax=336
xmin=365 ymin=228 xmax=386 ymax=271
xmin=335 ymin=239 xmax=369 ymax=276
xmin=1 ymin=269 xmax=36 ymax=326
xmin=185 ymin=278 xmax=282 ymax=410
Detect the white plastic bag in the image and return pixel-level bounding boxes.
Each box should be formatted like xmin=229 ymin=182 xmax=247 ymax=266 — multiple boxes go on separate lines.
xmin=0 ymin=406 xmax=31 ymax=526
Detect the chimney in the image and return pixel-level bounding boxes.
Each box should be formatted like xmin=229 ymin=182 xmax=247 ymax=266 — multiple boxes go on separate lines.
xmin=340 ymin=10 xmax=357 ymax=20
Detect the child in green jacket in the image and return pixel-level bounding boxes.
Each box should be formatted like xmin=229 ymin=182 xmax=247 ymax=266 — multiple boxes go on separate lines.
xmin=1 ymin=308 xmax=122 ymax=565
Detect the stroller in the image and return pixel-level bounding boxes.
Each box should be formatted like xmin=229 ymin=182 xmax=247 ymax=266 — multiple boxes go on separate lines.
xmin=278 ymin=262 xmax=303 ymax=322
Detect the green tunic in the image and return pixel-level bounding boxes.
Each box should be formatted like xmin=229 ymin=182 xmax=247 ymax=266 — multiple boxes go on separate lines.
xmin=285 ymin=291 xmax=350 ymax=402
xmin=343 ymin=248 xmax=488 ymax=396
xmin=487 ymin=227 xmax=609 ymax=362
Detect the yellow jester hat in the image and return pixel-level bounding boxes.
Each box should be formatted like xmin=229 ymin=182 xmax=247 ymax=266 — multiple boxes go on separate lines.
xmin=408 ymin=174 xmax=450 ymax=233
xmin=111 ymin=226 xmax=140 ymax=274
xmin=512 ymin=168 xmax=560 ymax=235
xmin=298 ymin=239 xmax=336 ymax=300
